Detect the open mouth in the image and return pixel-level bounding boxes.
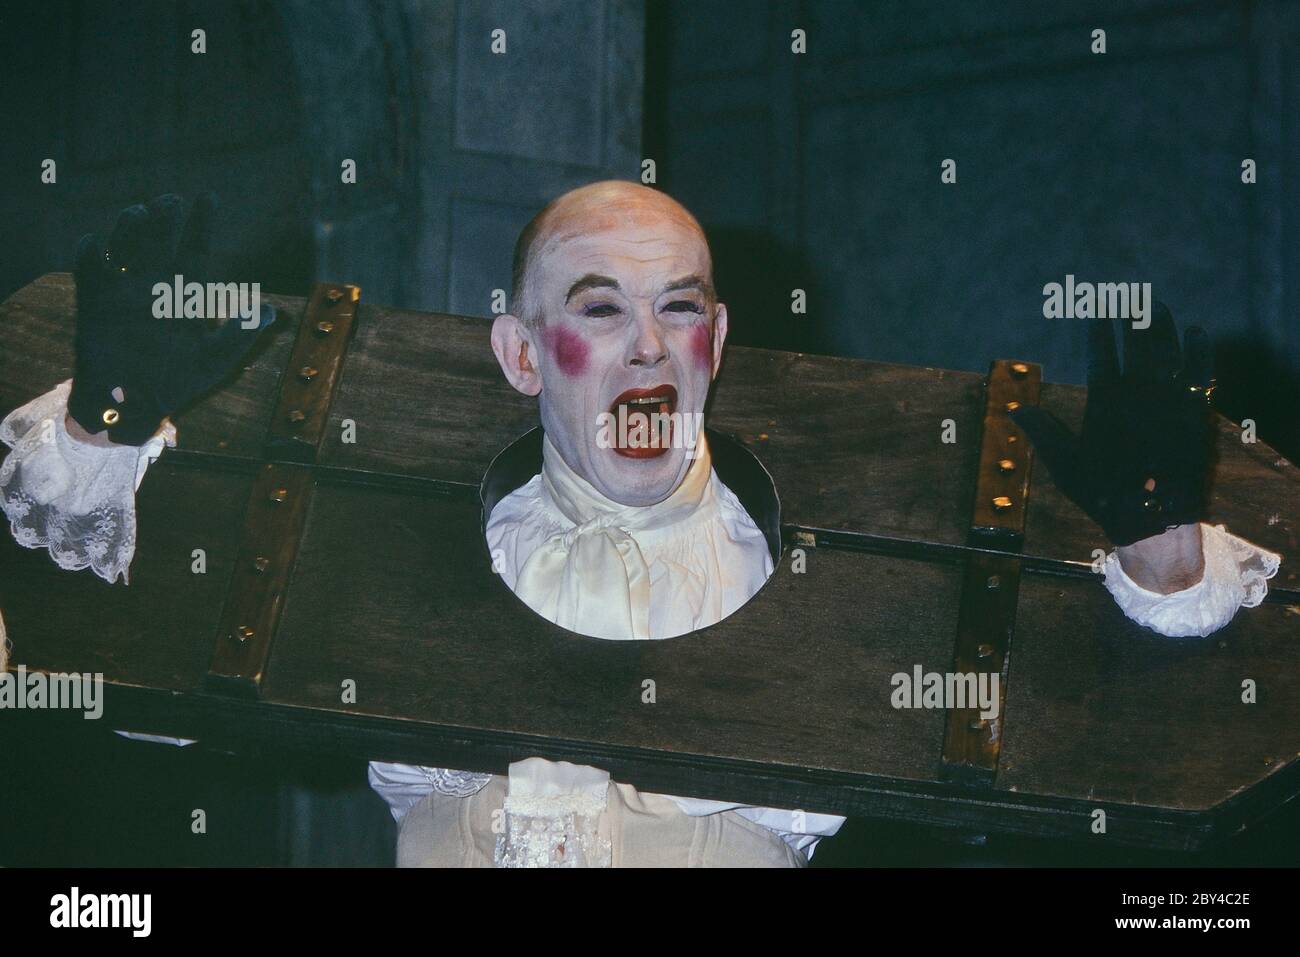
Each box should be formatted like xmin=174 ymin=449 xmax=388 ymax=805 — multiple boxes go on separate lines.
xmin=608 ymin=384 xmax=678 ymax=458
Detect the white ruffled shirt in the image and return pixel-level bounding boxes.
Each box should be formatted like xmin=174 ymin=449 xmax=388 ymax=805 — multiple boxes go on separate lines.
xmin=490 ymin=433 xmax=775 ymax=640
xmin=0 ymin=382 xmax=1285 ymax=861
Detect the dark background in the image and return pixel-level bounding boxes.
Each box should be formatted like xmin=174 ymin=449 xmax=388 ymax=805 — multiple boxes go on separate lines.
xmin=1 ymin=0 xmax=1295 ymax=453
xmin=1 ymin=0 xmax=1297 ymax=866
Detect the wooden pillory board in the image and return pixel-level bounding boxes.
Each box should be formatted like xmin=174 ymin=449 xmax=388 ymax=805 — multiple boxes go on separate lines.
xmin=1 ymin=274 xmax=1297 ymax=851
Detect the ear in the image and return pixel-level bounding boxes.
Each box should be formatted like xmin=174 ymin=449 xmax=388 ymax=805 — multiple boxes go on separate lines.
xmin=709 ymin=302 xmax=729 ymax=380
xmin=491 ymin=314 xmax=543 ymax=396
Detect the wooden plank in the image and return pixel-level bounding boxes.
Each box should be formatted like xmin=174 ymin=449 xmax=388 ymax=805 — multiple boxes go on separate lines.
xmin=709 ymin=349 xmax=984 ymax=546
xmin=260 ymin=485 xmax=963 ymax=787
xmin=205 ymin=465 xmax=314 ymax=698
xmin=316 ymin=301 xmax=987 ymax=546
xmin=265 ymin=283 xmax=361 ymax=463
xmin=88 ymin=679 xmax=1258 ymax=851
xmin=7 ymin=276 xmax=1288 ymax=563
xmin=966 ymin=360 xmax=1040 ymax=542
xmin=998 ymin=571 xmax=1300 ymax=813
xmin=300 ymin=301 xmax=1300 ymax=565
xmin=941 ymin=360 xmax=1039 ymax=781
xmin=941 ymin=555 xmax=1022 ymax=782
xmin=2 ymin=273 xmax=1296 ymax=850
xmin=0 ymin=462 xmax=251 ymax=692
xmin=205 ymin=282 xmax=362 ymax=696
xmin=317 ymin=303 xmax=541 ymax=482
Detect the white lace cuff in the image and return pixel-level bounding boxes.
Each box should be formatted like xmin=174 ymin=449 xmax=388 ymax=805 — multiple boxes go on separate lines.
xmin=1103 ymin=523 xmax=1282 ymax=638
xmin=0 ymin=380 xmax=175 ymax=585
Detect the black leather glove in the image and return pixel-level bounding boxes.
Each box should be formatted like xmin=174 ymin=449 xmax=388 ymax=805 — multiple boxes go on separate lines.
xmin=67 ymin=193 xmax=275 ymax=446
xmin=1009 ymin=303 xmax=1215 ymax=547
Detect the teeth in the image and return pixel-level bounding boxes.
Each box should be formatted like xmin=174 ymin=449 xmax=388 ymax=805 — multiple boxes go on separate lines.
xmin=624 ymin=395 xmax=669 ymax=406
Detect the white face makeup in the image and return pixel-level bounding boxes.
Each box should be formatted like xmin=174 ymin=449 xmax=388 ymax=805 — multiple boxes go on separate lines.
xmin=493 ymin=183 xmax=728 ymax=507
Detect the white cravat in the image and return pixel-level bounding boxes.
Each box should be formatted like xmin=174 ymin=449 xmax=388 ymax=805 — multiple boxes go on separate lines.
xmin=513 ymin=434 xmax=718 ymax=640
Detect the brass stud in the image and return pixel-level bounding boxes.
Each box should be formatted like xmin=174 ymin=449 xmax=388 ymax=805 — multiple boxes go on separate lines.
xmin=101 ymin=408 xmax=120 ymax=425
xmin=298 ymin=365 xmax=318 ymax=382
xmin=997 ymin=458 xmax=1016 ymax=473
xmin=326 ymin=288 xmax=344 ymax=304
xmin=986 ymin=575 xmax=1001 ymax=590
xmin=233 ymin=625 xmax=255 ymax=644
xmin=977 ymin=643 xmax=994 ymax=658
xmin=287 ymin=409 xmax=307 ymax=426
xmin=268 ymin=487 xmax=288 ymax=505
xmin=1010 ymin=362 xmax=1029 ymax=377
xmin=968 ymin=718 xmax=989 ymax=732
xmin=252 ymin=556 xmax=270 ymax=574
xmin=1005 ymin=401 xmax=1021 ymax=412
xmin=1007 ymin=435 xmax=1019 ymax=444
xmin=992 ymin=495 xmax=1013 ymax=510
xmin=316 ymin=320 xmax=334 ymax=335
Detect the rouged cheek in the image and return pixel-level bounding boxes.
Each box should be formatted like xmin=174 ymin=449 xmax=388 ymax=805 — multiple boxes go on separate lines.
xmin=689 ymin=322 xmax=714 ymax=372
xmin=543 ymin=325 xmax=590 ymax=378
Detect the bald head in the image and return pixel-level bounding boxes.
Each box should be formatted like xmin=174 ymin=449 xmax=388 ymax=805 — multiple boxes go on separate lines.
xmin=511 ymin=181 xmax=712 ymax=326
xmin=490 ymin=178 xmax=728 ymax=505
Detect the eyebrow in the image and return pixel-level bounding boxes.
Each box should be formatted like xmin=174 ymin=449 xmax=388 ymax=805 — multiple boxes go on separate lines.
xmin=661 ymin=274 xmax=714 ymax=298
xmin=565 ymin=274 xmax=620 ymax=302
xmin=564 ymin=272 xmax=715 ymax=304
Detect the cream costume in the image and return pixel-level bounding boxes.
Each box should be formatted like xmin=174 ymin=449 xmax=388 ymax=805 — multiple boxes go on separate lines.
xmin=0 ymin=382 xmax=1284 ymax=866
xmin=493 ymin=433 xmax=773 ymax=641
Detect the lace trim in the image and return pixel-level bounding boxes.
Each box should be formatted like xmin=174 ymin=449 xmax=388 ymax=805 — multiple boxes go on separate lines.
xmin=1222 ymin=527 xmax=1281 ymax=608
xmin=1102 ymin=523 xmax=1282 ymax=638
xmin=492 ymin=758 xmax=613 ymax=868
xmin=493 ymin=811 xmax=612 ymax=868
xmin=421 ymin=766 xmax=493 ymax=798
xmin=0 ymin=381 xmax=173 ymax=585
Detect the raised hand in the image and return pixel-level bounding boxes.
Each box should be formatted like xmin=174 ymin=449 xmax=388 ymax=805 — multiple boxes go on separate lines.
xmin=1010 ymin=303 xmax=1215 ymax=547
xmin=66 ymin=193 xmax=275 ymax=445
